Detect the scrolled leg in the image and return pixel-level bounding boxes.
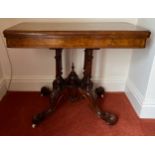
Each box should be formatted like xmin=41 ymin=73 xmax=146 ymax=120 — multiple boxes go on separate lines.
xmin=83 ymin=87 xmax=118 ymax=125
xmin=32 ymin=87 xmax=69 ymax=127
xmin=32 ymin=89 xmax=60 ymax=127
xmin=32 ymin=108 xmax=54 ymax=127
xmin=94 ymin=87 xmax=118 ymax=125
xmin=80 ymin=48 xmax=118 ymax=125
xmin=32 ymin=48 xmax=65 ymax=127
xmin=100 ymin=112 xmax=118 ymax=125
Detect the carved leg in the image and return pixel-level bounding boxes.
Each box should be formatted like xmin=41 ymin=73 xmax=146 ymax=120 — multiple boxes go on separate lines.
xmin=80 ymin=87 xmax=118 ymax=125
xmin=32 ymin=87 xmax=70 ymax=127
xmin=32 ymin=89 xmax=60 ymax=127
xmin=32 ymin=48 xmax=65 ymax=127
xmin=94 ymin=87 xmax=118 ymax=125
xmin=81 ymin=48 xmax=118 ymax=125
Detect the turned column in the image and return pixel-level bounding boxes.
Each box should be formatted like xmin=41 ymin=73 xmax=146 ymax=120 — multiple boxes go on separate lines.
xmin=53 ymin=48 xmax=64 ymax=90
xmin=81 ymin=48 xmax=94 ymax=91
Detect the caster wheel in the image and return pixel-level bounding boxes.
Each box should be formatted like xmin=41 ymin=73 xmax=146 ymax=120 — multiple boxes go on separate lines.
xmin=32 ymin=124 xmax=36 ymax=128
xmin=41 ymin=87 xmax=51 ymax=96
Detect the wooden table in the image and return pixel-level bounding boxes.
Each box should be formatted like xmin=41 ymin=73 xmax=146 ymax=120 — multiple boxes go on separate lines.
xmin=3 ymin=22 xmax=151 ymax=127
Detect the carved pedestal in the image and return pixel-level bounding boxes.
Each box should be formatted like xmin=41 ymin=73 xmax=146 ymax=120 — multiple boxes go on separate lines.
xmin=32 ymin=48 xmax=118 ymax=127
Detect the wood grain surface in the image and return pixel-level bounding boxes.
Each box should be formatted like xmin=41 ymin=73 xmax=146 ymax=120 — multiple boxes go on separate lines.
xmin=3 ymin=22 xmax=151 ymax=48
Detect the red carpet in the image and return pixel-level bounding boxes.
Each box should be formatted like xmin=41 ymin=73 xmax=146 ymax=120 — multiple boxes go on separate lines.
xmin=0 ymin=92 xmax=155 ymax=136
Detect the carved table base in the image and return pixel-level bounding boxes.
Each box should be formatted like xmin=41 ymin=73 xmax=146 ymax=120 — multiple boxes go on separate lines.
xmin=32 ymin=48 xmax=118 ymax=128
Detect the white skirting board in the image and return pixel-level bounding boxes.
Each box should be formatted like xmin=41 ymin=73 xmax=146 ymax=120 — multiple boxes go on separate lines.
xmin=125 ymin=79 xmax=155 ymax=118
xmin=6 ymin=75 xmax=126 ymax=92
xmin=0 ymin=78 xmax=7 ymax=101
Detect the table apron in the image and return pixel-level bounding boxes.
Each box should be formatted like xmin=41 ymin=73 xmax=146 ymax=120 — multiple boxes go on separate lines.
xmin=6 ymin=37 xmax=146 ymax=48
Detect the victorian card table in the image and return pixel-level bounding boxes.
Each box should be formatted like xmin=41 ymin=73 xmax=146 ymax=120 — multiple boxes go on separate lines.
xmin=3 ymin=22 xmax=151 ymax=127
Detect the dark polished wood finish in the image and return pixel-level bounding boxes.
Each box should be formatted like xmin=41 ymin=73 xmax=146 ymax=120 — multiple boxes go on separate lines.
xmin=52 ymin=48 xmax=65 ymax=90
xmin=3 ymin=22 xmax=151 ymax=127
xmin=81 ymin=49 xmax=94 ymax=91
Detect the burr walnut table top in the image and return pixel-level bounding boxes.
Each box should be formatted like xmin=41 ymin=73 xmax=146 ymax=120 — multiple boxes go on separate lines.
xmin=3 ymin=22 xmax=151 ymax=48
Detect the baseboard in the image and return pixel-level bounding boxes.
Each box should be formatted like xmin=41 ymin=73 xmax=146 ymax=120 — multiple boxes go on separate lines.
xmin=0 ymin=78 xmax=7 ymax=101
xmin=93 ymin=76 xmax=125 ymax=92
xmin=6 ymin=75 xmax=125 ymax=92
xmin=125 ymin=79 xmax=143 ymax=116
xmin=6 ymin=75 xmax=54 ymax=91
xmin=125 ymin=79 xmax=155 ymax=118
xmin=140 ymin=98 xmax=155 ymax=118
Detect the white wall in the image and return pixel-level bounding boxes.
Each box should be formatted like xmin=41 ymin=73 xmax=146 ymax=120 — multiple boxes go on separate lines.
xmin=145 ymin=59 xmax=155 ymax=100
xmin=0 ymin=63 xmax=3 ymax=78
xmin=0 ymin=39 xmax=7 ymax=101
xmin=126 ymin=18 xmax=155 ymax=118
xmin=142 ymin=57 xmax=155 ymax=117
xmin=0 ymin=18 xmax=137 ymax=93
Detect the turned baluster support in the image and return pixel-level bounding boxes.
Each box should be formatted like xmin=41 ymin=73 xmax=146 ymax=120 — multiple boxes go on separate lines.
xmin=81 ymin=48 xmax=94 ymax=91
xmin=53 ymin=48 xmax=65 ymax=90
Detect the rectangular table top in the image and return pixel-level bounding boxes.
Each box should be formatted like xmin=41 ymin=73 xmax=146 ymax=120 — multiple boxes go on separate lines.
xmin=3 ymin=22 xmax=151 ymax=48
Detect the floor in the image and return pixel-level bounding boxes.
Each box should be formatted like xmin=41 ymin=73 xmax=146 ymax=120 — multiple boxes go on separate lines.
xmin=0 ymin=92 xmax=155 ymax=136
